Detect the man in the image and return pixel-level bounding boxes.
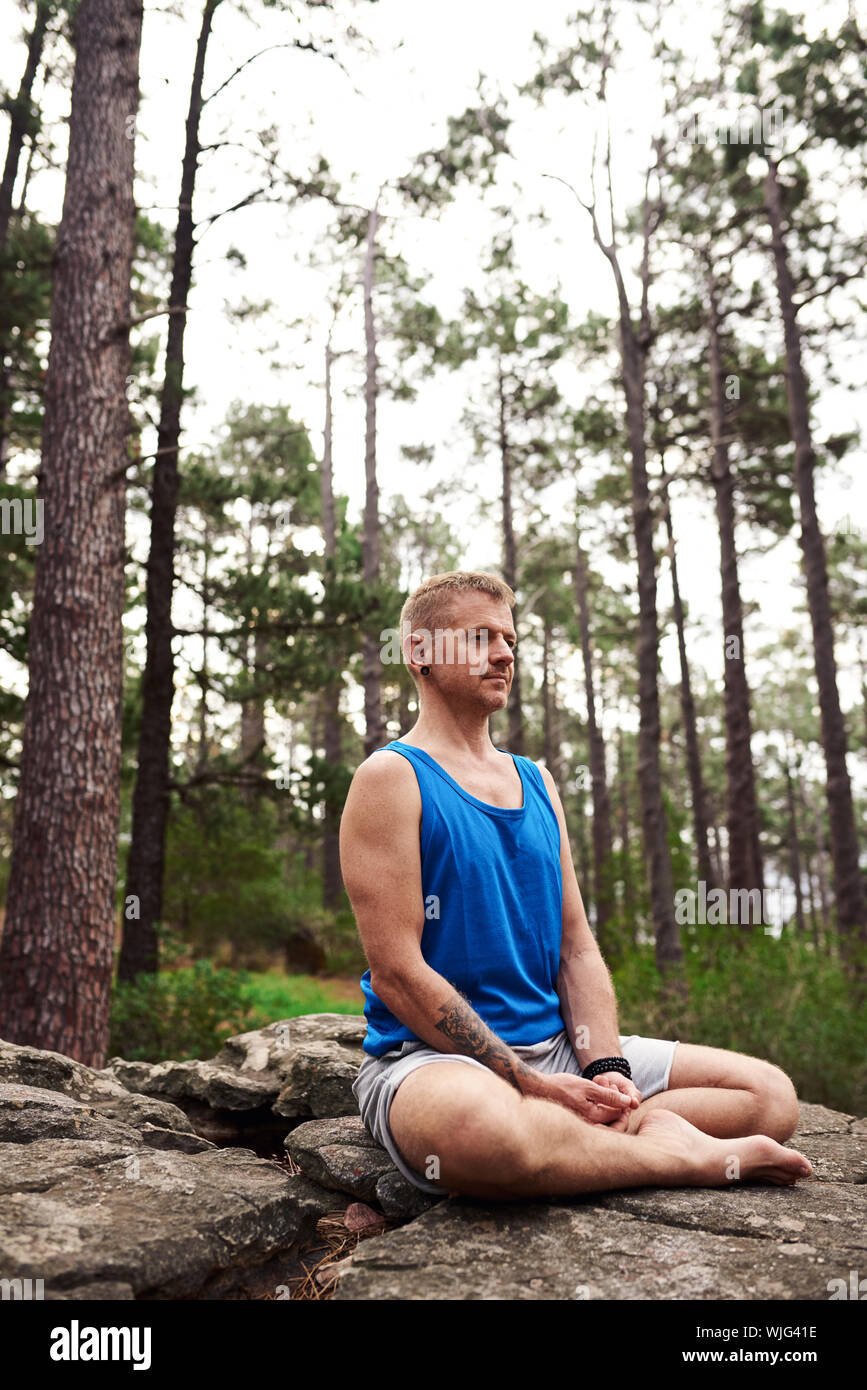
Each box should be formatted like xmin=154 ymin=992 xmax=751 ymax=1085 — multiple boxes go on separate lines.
xmin=340 ymin=570 xmax=811 ymax=1200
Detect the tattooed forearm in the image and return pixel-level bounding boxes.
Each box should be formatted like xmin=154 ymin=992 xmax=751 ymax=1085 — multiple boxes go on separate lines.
xmin=434 ymin=994 xmax=536 ymax=1092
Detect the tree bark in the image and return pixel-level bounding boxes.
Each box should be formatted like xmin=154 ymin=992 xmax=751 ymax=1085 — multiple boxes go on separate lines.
xmin=497 ymin=359 xmax=525 ymax=754
xmin=705 ymin=255 xmax=764 ymax=903
xmin=0 ymin=0 xmax=50 ymax=249
xmin=321 ymin=329 xmax=343 ymax=905
xmin=120 ymin=0 xmax=220 ymax=980
xmin=573 ymin=518 xmax=615 ymax=946
xmin=616 ymin=729 xmax=637 ymax=945
xmin=0 ymin=0 xmax=52 ymax=477
xmin=361 ymin=202 xmax=386 ymax=758
xmin=658 ymin=453 xmax=717 ymax=891
xmin=0 ymin=0 xmax=143 ymax=1065
xmin=617 ymin=288 xmax=682 ymax=970
xmin=783 ymin=754 xmax=805 ymax=933
xmin=763 ymin=157 xmax=865 ymax=944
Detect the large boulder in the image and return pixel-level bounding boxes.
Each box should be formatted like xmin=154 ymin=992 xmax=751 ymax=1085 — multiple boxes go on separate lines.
xmin=285 ymin=1116 xmax=439 ymax=1220
xmin=103 ymin=1014 xmax=367 ymax=1142
xmin=0 ymin=1076 xmax=338 ymax=1299
xmin=0 ymin=1039 xmax=201 ymax=1140
xmin=329 ymin=1102 xmax=867 ymax=1300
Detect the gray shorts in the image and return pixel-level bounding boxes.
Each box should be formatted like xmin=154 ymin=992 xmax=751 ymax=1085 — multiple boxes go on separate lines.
xmin=352 ymin=1029 xmax=680 ymax=1196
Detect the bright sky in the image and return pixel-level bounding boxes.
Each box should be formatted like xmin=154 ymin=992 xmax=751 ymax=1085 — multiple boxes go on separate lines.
xmin=1 ymin=0 xmax=864 ymax=807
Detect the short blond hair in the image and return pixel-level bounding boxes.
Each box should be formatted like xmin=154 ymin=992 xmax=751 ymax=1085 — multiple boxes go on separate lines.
xmin=399 ymin=570 xmax=516 ymax=680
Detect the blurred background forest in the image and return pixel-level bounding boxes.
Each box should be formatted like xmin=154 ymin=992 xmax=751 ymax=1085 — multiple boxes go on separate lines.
xmin=0 ymin=0 xmax=864 ymax=1112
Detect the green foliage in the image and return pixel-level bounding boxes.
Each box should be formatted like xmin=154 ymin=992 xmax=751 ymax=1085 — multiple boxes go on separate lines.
xmin=109 ymin=957 xmax=255 ymax=1062
xmin=613 ymin=926 xmax=867 ymax=1115
xmin=241 ymin=969 xmax=362 ymax=1020
xmin=162 ymin=788 xmax=290 ymax=956
xmin=109 ymin=918 xmax=361 ymax=1062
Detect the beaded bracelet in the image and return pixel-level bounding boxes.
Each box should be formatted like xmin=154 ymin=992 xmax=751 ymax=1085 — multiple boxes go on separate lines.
xmin=582 ymin=1055 xmax=633 ymax=1083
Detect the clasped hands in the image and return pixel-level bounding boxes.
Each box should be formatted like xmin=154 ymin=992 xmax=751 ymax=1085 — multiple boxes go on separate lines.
xmin=522 ymin=1068 xmax=642 ymax=1131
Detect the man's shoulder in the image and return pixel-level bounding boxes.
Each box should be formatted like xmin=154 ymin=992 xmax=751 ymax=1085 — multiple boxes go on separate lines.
xmin=518 ymin=755 xmax=555 ymax=785
xmin=348 ymin=747 xmax=419 ymax=794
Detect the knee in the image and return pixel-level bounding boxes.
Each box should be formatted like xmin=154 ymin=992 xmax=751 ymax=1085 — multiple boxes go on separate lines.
xmin=751 ymin=1063 xmax=800 ymax=1141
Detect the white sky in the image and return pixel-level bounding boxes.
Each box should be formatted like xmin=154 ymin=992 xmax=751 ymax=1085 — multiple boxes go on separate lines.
xmin=1 ymin=0 xmax=864 ymax=802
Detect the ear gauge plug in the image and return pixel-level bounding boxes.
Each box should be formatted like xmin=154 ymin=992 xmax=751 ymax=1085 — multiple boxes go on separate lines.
xmin=420 ymin=665 xmax=431 ymax=675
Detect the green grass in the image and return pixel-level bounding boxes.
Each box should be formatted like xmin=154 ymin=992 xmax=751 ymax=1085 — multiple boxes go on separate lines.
xmin=109 ymin=963 xmax=363 ymax=1062
xmin=240 ymin=970 xmax=363 ymax=1020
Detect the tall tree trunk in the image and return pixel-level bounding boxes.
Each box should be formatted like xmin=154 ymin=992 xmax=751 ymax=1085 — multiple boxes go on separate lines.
xmin=0 ymin=0 xmax=143 ymax=1065
xmin=195 ymin=514 xmax=211 ymax=772
xmin=0 ymin=0 xmax=52 ymax=477
xmin=361 ymin=203 xmax=386 ymax=758
xmin=240 ymin=634 xmax=267 ymax=770
xmin=0 ymin=0 xmax=50 ymax=248
xmin=705 ymin=255 xmax=764 ymax=901
xmin=803 ymin=780 xmax=832 ymax=939
xmin=541 ymin=620 xmax=553 ymax=768
xmin=783 ymin=754 xmax=805 ymax=933
xmin=611 ymin=266 xmax=682 ymax=971
xmin=540 ymin=623 xmax=564 ymax=791
xmin=580 ymin=148 xmax=682 ymax=970
xmin=764 ymin=157 xmax=865 ymax=946
xmin=573 ymin=766 xmax=591 ymax=909
xmin=617 ymin=729 xmax=637 ymax=944
xmin=321 ymin=329 xmax=343 ymax=906
xmin=120 ymin=0 xmax=220 ymax=981
xmin=658 ymin=452 xmax=717 ymax=891
xmin=498 ymin=359 xmax=524 ymax=754
xmin=573 ymin=517 xmax=615 ymax=947
xmin=710 ymin=818 xmax=725 ymax=887
xmin=238 ymin=510 xmax=267 ymax=794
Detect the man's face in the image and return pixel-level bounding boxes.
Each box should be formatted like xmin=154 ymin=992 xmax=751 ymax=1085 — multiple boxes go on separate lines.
xmin=410 ymin=594 xmax=516 ymax=711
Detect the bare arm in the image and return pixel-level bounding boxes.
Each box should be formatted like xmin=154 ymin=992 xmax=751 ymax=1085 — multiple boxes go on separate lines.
xmin=339 ymin=752 xmax=551 ymax=1096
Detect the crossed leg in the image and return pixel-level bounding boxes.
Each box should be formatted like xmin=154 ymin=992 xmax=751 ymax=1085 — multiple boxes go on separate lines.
xmin=388 ymin=1049 xmax=809 ymax=1202
xmin=624 ymin=1043 xmax=801 ymax=1142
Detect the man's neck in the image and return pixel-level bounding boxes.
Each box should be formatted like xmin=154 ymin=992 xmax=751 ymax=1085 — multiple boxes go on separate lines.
xmin=401 ymin=709 xmax=499 ymax=762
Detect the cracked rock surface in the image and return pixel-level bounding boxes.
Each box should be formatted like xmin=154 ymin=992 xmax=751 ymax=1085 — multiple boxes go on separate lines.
xmin=329 ymin=1103 xmax=867 ymax=1300
xmin=3 ymin=1021 xmax=864 ymax=1301
xmin=0 ymin=1048 xmax=340 ymax=1299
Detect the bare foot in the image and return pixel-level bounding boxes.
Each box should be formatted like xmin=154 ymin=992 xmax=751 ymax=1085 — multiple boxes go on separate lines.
xmin=636 ymin=1108 xmax=812 ymax=1188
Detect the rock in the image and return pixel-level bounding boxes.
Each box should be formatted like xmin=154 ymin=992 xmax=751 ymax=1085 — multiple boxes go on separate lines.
xmin=0 ymin=1131 xmax=338 ymax=1300
xmin=0 ymin=1038 xmax=133 ymax=1105
xmin=373 ymin=1167 xmax=441 ymax=1221
xmin=285 ymin=1116 xmax=395 ymax=1201
xmin=105 ymin=1057 xmax=276 ymax=1112
xmin=102 ymin=1014 xmax=368 ymax=1139
xmin=794 ymin=1101 xmax=860 ymax=1136
xmin=274 ymin=1041 xmax=366 ymax=1119
xmin=0 ymin=1039 xmax=199 ymax=1138
xmin=0 ymin=1083 xmax=145 ymax=1148
xmin=4 ymin=1026 xmax=863 ymax=1301
xmin=333 ymin=1175 xmax=867 ymax=1301
xmin=136 ymin=1125 xmax=218 ymax=1155
xmin=285 ymin=1116 xmax=440 ymax=1219
xmin=328 ymin=1102 xmax=867 ymax=1300
xmin=344 ymin=1202 xmax=387 ymax=1233
xmin=90 ymin=1092 xmax=200 ymax=1136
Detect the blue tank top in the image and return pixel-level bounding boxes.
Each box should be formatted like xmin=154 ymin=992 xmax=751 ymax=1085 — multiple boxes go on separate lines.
xmin=358 ymin=739 xmax=565 ymax=1056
